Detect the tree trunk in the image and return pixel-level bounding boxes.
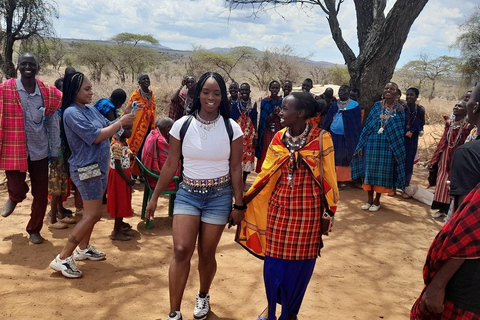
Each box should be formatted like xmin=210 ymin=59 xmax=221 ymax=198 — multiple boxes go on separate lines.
xmin=3 ymin=35 xmax=16 ymax=78
xmin=428 ymin=78 xmax=436 ymax=101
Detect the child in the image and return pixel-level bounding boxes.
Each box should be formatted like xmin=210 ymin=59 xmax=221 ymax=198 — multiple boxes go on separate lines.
xmin=107 ymin=125 xmax=135 ymax=241
xmin=48 ymin=136 xmax=76 ymax=229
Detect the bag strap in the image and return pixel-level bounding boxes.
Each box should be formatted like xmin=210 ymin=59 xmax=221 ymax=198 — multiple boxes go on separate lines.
xmin=224 ymin=116 xmax=233 ymax=143
xmin=179 ymin=115 xmax=194 ymax=146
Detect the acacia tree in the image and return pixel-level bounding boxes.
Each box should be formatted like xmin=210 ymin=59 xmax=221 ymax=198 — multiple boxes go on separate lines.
xmin=111 ymin=33 xmax=160 ymax=83
xmin=454 ymin=6 xmax=480 ymax=86
xmin=0 ymin=0 xmax=58 ymax=78
xmin=227 ymin=0 xmax=429 ymax=110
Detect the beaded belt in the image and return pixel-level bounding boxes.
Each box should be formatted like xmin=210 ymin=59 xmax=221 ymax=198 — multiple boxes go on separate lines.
xmin=181 ymin=174 xmax=231 ymax=193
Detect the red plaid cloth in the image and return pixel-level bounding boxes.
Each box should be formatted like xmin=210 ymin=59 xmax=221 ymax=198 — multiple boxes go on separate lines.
xmin=168 ymin=90 xmax=186 ymax=121
xmin=411 ymin=183 xmax=480 ymax=320
xmin=266 ymin=160 xmax=322 ymax=260
xmin=0 ymin=78 xmax=61 ymax=171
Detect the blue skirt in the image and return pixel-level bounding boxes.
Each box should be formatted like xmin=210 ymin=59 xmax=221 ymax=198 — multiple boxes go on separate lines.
xmin=264 ymin=256 xmax=316 ymax=319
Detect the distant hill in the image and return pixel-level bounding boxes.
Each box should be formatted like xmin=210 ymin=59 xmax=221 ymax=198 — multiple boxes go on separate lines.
xmin=60 ymin=38 xmax=334 ymax=66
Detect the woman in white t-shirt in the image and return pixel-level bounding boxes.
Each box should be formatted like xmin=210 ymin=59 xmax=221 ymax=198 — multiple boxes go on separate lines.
xmin=146 ymin=72 xmax=244 ymax=320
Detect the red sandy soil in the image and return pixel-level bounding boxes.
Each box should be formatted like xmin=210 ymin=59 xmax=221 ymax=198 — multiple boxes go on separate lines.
xmin=0 ymin=163 xmax=442 ymax=320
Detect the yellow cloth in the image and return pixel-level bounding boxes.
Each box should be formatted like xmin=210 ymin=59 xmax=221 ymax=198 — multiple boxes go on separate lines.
xmin=235 ymin=127 xmax=339 ymax=258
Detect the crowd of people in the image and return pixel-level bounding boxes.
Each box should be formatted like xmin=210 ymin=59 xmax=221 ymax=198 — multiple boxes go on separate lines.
xmin=0 ymin=51 xmax=479 ymax=320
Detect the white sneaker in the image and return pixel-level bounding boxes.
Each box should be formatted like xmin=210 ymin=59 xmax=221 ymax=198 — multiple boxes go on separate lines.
xmin=193 ymin=293 xmax=210 ymax=320
xmin=50 ymin=254 xmax=82 ymax=278
xmin=431 ymin=211 xmax=446 ymax=218
xmin=73 ymin=245 xmax=106 ymax=261
xmin=167 ymin=311 xmax=182 ymax=320
xmin=361 ymin=203 xmax=372 ymax=210
xmin=368 ymin=204 xmax=381 ymax=212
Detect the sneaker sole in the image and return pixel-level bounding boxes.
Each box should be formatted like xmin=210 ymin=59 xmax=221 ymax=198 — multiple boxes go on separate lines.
xmin=49 ymin=261 xmax=82 ymax=278
xmin=73 ymin=254 xmax=106 ymax=261
xmin=193 ymin=309 xmax=209 ymax=320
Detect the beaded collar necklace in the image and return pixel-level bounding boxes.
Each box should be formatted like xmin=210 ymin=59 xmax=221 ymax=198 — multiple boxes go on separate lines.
xmin=337 ymin=99 xmax=350 ymax=109
xmin=195 ymin=110 xmax=221 ymax=140
xmin=378 ymin=100 xmax=398 ymax=134
xmin=285 ymin=123 xmax=311 ymax=187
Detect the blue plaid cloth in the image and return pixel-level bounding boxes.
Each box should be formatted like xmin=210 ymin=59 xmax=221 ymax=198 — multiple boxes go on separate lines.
xmin=256 ymin=97 xmax=282 ymax=159
xmin=324 ymin=101 xmax=362 ymax=166
xmin=351 ymin=101 xmax=406 ymax=190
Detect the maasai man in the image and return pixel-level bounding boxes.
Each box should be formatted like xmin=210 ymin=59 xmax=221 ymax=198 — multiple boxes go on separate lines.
xmin=127 ymin=73 xmax=156 ymax=176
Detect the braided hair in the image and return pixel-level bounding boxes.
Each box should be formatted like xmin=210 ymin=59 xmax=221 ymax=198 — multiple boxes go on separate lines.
xmin=60 ymin=72 xmax=85 ymax=161
xmin=188 ymin=72 xmax=230 ymax=119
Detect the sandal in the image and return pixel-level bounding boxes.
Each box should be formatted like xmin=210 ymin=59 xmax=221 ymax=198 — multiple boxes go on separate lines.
xmin=121 ymin=222 xmax=132 ymax=230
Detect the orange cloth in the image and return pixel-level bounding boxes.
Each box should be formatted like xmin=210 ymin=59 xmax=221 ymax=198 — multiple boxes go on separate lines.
xmin=126 ymin=89 xmax=156 ymax=176
xmin=362 ymin=184 xmax=392 ymax=193
xmin=335 ymin=166 xmax=351 ymax=182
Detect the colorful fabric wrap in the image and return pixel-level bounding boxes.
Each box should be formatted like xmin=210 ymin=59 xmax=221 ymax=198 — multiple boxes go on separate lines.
xmin=410 ymin=183 xmax=480 ymax=319
xmin=0 ymin=78 xmax=62 ymax=171
xmin=235 ymin=127 xmax=339 ymax=259
xmin=351 ymin=101 xmax=406 ymax=190
xmin=181 ymin=174 xmax=231 ymax=193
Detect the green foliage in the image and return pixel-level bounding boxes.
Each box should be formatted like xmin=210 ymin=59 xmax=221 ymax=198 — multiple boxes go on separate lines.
xmin=20 ymin=38 xmax=66 ymax=71
xmin=454 ymin=6 xmax=480 ymax=86
xmin=0 ymin=0 xmax=59 ymax=77
xmin=328 ymin=65 xmax=350 ymax=86
xmin=111 ymin=33 xmax=159 ymax=46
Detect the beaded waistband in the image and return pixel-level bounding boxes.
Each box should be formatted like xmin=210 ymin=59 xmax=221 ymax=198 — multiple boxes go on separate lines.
xmin=182 ymin=174 xmax=231 ymax=187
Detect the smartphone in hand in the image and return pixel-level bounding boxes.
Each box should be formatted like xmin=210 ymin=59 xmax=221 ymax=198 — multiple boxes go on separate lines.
xmin=131 ymin=101 xmax=138 ymax=115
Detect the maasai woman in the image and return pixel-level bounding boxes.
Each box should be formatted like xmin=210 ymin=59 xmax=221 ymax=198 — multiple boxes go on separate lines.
xmin=403 ymin=87 xmax=425 ymax=198
xmin=236 ymin=92 xmax=339 ymax=320
xmin=324 ymin=85 xmax=362 ymax=185
xmin=256 ymin=80 xmax=282 ymax=173
xmin=230 ymin=82 xmax=258 ymax=186
xmin=430 ymin=101 xmax=471 ymax=218
xmin=351 ymin=82 xmax=405 ymax=212
xmin=410 ymin=182 xmax=480 ymax=320
xmin=281 ymin=80 xmax=292 ymax=98
xmin=127 ymin=73 xmax=156 ymax=176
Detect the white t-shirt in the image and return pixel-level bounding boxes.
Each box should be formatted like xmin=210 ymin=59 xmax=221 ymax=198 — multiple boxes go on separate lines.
xmin=170 ymin=115 xmax=243 ymax=179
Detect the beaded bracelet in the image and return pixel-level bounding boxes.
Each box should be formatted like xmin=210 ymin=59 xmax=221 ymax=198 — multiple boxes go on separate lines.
xmin=233 ymin=203 xmax=247 ymax=210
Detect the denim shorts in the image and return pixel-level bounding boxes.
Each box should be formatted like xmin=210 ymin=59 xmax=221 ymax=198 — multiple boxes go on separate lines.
xmin=70 ymin=171 xmax=107 ymax=201
xmin=173 ymin=182 xmax=233 ymax=225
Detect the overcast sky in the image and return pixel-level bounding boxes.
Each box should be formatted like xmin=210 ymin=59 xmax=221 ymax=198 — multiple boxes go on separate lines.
xmin=53 ymin=0 xmax=477 ymax=67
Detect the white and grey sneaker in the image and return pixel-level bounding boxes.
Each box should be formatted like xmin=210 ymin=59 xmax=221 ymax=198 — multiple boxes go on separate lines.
xmin=50 ymin=254 xmax=82 ymax=278
xmin=193 ymin=293 xmax=210 ymax=320
xmin=167 ymin=311 xmax=182 ymax=320
xmin=73 ymin=245 xmax=106 ymax=261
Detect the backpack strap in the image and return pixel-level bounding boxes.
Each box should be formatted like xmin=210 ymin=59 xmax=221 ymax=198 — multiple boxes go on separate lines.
xmin=179 ymin=115 xmax=194 ymax=145
xmin=224 ymin=116 xmax=233 ymax=143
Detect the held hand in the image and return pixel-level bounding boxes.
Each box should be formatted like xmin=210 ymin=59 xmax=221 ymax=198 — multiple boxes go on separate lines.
xmin=405 ymin=131 xmax=413 ymax=138
xmin=125 ymin=101 xmax=145 ymax=114
xmin=321 ymin=216 xmax=334 ymax=235
xmin=145 ymin=200 xmax=157 ymax=220
xmin=420 ymin=284 xmax=445 ymax=314
xmin=358 ymin=150 xmax=363 ymax=157
xmin=50 ymin=157 xmax=58 ymax=169
xmin=127 ymin=178 xmax=136 ymax=186
xmin=228 ymin=209 xmax=245 ymax=228
xmin=120 ymin=113 xmax=136 ymax=126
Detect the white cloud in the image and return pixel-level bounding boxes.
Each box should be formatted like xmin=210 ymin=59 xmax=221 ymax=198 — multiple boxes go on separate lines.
xmin=52 ymin=0 xmax=476 ymax=66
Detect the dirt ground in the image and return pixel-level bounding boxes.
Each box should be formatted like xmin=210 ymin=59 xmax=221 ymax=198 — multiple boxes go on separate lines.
xmin=0 ymin=161 xmax=443 ymax=320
